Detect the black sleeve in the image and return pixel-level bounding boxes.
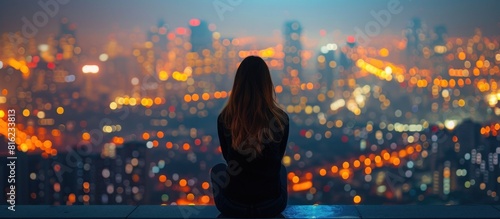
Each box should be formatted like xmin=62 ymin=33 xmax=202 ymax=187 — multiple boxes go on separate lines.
xmin=217 ymin=114 xmax=229 ymax=161
xmin=280 ymin=113 xmax=289 ymax=159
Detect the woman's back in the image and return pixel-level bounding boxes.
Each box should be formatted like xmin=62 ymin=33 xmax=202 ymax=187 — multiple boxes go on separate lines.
xmin=217 ymin=110 xmax=289 ymax=203
xmin=211 ymin=55 xmax=289 ymax=217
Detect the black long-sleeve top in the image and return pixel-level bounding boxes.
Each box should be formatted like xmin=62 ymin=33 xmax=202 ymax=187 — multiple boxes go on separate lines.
xmin=217 ymin=110 xmax=289 ymax=204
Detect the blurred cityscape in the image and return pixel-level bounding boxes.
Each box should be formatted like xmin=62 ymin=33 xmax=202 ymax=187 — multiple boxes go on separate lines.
xmin=1 ymin=7 xmax=500 ymax=206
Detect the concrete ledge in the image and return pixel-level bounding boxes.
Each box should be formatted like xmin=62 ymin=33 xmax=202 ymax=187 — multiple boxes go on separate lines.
xmin=493 ymin=205 xmax=500 ymax=211
xmin=0 ymin=205 xmax=137 ymax=219
xmin=355 ymin=205 xmax=500 ymax=219
xmin=127 ymin=205 xmax=221 ymax=219
xmin=1 ymin=205 xmax=500 ymax=219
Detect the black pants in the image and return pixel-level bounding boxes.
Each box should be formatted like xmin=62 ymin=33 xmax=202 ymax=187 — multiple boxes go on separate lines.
xmin=210 ymin=163 xmax=287 ymax=218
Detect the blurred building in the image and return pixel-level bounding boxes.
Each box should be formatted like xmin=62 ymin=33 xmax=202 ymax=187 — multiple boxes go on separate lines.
xmin=26 ymin=153 xmax=64 ymax=204
xmin=404 ymin=17 xmax=428 ymax=57
xmin=148 ymin=19 xmax=169 ymax=51
xmin=431 ymin=25 xmax=448 ymax=53
xmin=189 ymin=19 xmax=212 ymax=54
xmin=283 ymin=20 xmax=303 ymax=81
xmin=316 ymin=43 xmax=338 ymax=90
xmin=56 ymin=18 xmax=78 ymax=60
xmin=113 ymin=141 xmax=149 ymax=205
xmin=68 ymin=142 xmax=101 ymax=204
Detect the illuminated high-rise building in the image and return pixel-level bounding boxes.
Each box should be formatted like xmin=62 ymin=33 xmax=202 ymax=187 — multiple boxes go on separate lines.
xmin=431 ymin=25 xmax=447 ymax=51
xmin=404 ymin=17 xmax=428 ymax=57
xmin=114 ymin=141 xmax=149 ymax=205
xmin=20 ymin=144 xmax=108 ymax=205
xmin=316 ymin=43 xmax=338 ymax=90
xmin=148 ymin=19 xmax=169 ymax=51
xmin=316 ymin=41 xmax=353 ymax=93
xmin=189 ymin=19 xmax=212 ymax=53
xmin=221 ymin=37 xmax=239 ymax=85
xmin=44 ymin=143 xmax=103 ymax=205
xmin=25 ymin=154 xmax=48 ymax=204
xmin=94 ymin=155 xmax=114 ymax=204
xmin=102 ymin=52 xmax=138 ymax=94
xmin=75 ymin=146 xmax=100 ymax=205
xmin=283 ymin=20 xmax=303 ymax=81
xmin=167 ymin=27 xmax=190 ymax=72
xmin=57 ymin=17 xmax=78 ymax=60
xmin=25 ymin=153 xmax=65 ymax=204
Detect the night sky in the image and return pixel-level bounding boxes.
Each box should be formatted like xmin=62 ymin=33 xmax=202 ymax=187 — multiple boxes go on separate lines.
xmin=1 ymin=0 xmax=500 ymax=49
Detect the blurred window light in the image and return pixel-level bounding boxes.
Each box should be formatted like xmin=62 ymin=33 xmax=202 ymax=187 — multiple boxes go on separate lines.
xmin=38 ymin=44 xmax=49 ymax=52
xmin=444 ymin=120 xmax=458 ymax=130
xmin=99 ymin=53 xmax=109 ymax=62
xmin=131 ymin=77 xmax=139 ymax=85
xmin=82 ymin=65 xmax=99 ymax=74
xmin=434 ymin=45 xmax=447 ymax=54
xmin=189 ymin=18 xmax=200 ymax=26
xmin=326 ymin=43 xmax=337 ymax=50
xmin=65 ymin=75 xmax=76 ymax=82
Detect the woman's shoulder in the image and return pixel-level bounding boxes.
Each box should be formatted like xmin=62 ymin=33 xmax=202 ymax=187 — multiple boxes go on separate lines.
xmin=272 ymin=108 xmax=289 ymax=125
xmin=277 ymin=108 xmax=289 ymax=120
xmin=217 ymin=113 xmax=225 ymax=124
xmin=281 ymin=108 xmax=289 ymax=118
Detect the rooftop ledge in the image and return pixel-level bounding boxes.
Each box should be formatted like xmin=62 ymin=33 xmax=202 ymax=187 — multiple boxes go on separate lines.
xmin=1 ymin=205 xmax=500 ymax=219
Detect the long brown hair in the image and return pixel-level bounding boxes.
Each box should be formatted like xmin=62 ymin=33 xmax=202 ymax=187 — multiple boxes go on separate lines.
xmin=220 ymin=56 xmax=286 ymax=153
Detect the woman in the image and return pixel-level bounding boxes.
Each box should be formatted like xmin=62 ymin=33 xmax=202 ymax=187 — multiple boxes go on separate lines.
xmin=211 ymin=56 xmax=290 ymax=218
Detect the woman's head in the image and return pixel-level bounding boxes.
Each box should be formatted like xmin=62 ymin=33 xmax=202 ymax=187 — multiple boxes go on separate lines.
xmin=232 ymin=56 xmax=275 ymax=109
xmin=221 ymin=56 xmax=285 ymax=154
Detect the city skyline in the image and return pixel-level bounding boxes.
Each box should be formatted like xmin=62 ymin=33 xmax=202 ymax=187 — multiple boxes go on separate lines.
xmin=1 ymin=0 xmax=500 ymax=207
